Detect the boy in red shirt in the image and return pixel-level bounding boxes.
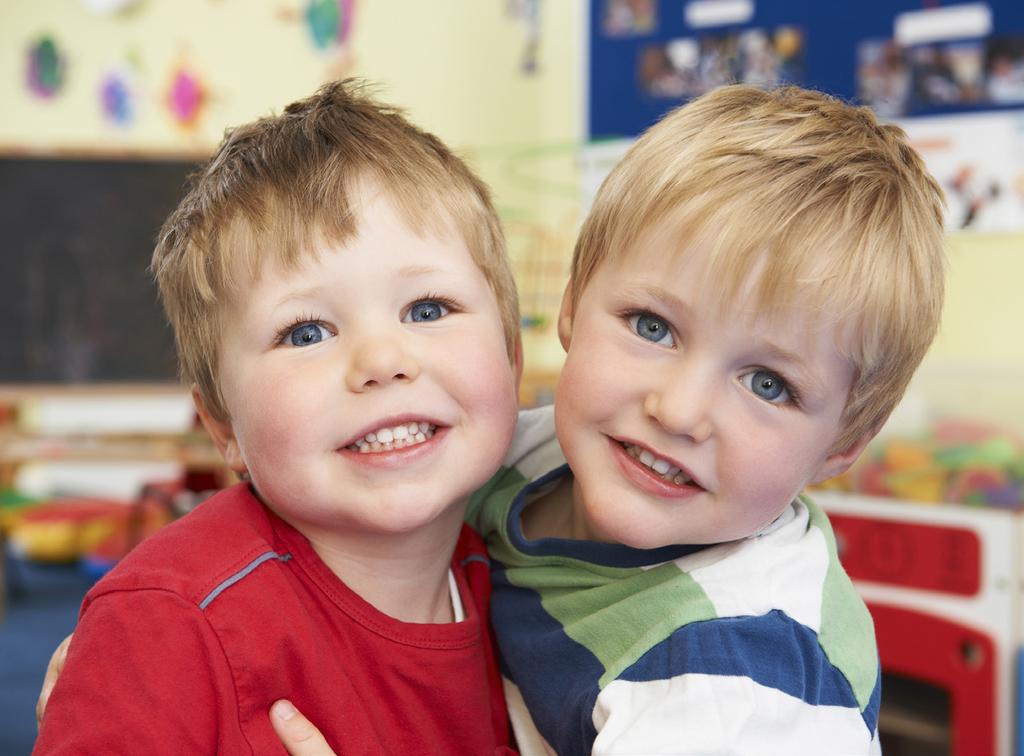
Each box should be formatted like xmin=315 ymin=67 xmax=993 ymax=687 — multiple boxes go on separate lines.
xmin=34 ymin=80 xmax=521 ymax=755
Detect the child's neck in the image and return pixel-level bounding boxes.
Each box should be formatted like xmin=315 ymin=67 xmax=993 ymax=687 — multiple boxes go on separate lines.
xmin=282 ymin=509 xmax=464 ymax=624
xmin=521 ymin=473 xmax=597 ymax=541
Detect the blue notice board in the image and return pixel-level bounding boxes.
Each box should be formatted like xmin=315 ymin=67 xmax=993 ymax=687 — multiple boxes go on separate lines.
xmin=589 ymin=0 xmax=1024 ymax=139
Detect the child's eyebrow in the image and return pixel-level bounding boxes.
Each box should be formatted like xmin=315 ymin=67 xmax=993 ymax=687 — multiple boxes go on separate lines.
xmin=270 ymin=265 xmax=448 ymax=309
xmin=755 ymin=342 xmax=828 ymax=401
xmin=273 ymin=285 xmax=326 ymax=309
xmin=395 ymin=264 xmax=445 ymax=279
xmin=621 ymin=285 xmax=694 ymax=317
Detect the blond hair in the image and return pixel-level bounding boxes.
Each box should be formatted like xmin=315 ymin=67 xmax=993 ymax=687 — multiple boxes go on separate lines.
xmin=153 ymin=79 xmax=519 ymax=420
xmin=571 ymin=85 xmax=946 ymax=450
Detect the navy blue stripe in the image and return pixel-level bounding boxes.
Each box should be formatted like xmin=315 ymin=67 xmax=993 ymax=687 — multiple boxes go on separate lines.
xmin=863 ymin=662 xmax=881 ymax=734
xmin=199 ymin=551 xmax=292 ymax=610
xmin=508 ymin=465 xmax=708 ymax=567
xmin=490 ymin=561 xmax=601 ymax=756
xmin=620 ymin=609 xmax=879 ymax=732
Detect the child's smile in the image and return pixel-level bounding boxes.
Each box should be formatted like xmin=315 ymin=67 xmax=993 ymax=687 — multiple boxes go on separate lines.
xmin=339 ymin=417 xmax=449 ymax=470
xmin=613 ymin=437 xmax=702 ymax=494
xmin=345 ymin=419 xmax=438 ymax=454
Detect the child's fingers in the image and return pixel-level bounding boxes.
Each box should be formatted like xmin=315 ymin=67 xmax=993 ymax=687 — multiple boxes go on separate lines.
xmin=36 ymin=633 xmax=73 ymax=729
xmin=270 ymin=700 xmax=339 ymax=756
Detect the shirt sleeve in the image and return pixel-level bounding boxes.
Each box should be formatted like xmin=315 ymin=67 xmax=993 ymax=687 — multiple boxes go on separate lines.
xmin=34 ymin=589 xmax=236 ymax=755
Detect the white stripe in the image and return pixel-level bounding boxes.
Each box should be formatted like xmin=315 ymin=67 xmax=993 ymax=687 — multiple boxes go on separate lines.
xmin=593 ymin=674 xmax=873 ymax=755
xmin=686 ymin=500 xmax=829 ymax=632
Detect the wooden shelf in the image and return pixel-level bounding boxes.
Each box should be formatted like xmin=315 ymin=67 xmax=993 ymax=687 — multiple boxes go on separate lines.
xmin=0 ymin=430 xmax=223 ymax=489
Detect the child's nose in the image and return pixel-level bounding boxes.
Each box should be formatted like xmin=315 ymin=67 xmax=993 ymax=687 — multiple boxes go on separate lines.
xmin=345 ymin=338 xmax=420 ymax=392
xmin=643 ymin=372 xmax=713 ymax=443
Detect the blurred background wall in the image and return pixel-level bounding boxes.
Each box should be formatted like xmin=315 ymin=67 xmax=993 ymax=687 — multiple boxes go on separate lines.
xmin=2 ymin=0 xmax=1021 ymax=419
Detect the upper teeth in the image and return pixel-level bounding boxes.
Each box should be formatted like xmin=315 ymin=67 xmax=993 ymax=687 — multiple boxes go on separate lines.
xmin=624 ymin=443 xmax=693 ymax=485
xmin=348 ymin=422 xmax=436 ymax=453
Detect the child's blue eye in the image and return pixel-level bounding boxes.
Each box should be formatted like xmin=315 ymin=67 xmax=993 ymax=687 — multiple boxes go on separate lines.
xmin=405 ymin=300 xmax=449 ymax=323
xmin=741 ymin=370 xmax=790 ymax=403
xmin=288 ymin=322 xmax=328 ymax=346
xmin=629 ymin=312 xmax=674 ymax=346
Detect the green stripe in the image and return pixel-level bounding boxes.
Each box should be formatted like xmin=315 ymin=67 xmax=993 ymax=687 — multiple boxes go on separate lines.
xmin=804 ymin=495 xmax=879 ymax=711
xmin=466 ymin=465 xmax=527 ymax=537
xmin=504 ymin=557 xmax=717 ymax=689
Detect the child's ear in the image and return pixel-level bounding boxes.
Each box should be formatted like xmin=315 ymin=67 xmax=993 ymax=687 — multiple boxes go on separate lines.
xmin=810 ymin=425 xmax=880 ymax=485
xmin=191 ymin=385 xmax=247 ymax=474
xmin=557 ymin=283 xmax=575 ymax=351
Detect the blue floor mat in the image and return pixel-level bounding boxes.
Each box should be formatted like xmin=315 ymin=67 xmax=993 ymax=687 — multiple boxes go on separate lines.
xmin=0 ymin=555 xmax=93 ymax=756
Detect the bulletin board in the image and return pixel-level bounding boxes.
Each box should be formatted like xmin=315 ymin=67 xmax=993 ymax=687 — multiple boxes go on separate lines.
xmin=589 ymin=0 xmax=1024 ymax=139
xmin=0 ymin=155 xmax=202 ymax=384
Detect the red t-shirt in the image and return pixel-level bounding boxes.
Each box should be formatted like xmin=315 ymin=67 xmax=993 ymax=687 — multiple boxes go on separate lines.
xmin=35 ymin=483 xmax=512 ymax=755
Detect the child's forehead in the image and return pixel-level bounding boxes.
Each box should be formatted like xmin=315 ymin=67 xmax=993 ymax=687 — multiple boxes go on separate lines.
xmin=600 ymin=224 xmax=860 ymax=347
xmin=221 ymin=186 xmax=465 ymax=282
xmin=618 ymin=215 xmax=854 ymax=302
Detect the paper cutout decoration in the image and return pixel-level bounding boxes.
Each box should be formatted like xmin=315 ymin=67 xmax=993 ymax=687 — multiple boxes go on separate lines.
xmin=507 ymin=0 xmax=541 ymax=74
xmin=80 ymin=0 xmax=142 ymax=13
xmin=167 ymin=66 xmax=205 ymax=127
xmin=305 ymin=0 xmax=355 ymax=51
xmin=100 ymin=66 xmax=138 ymax=127
xmin=27 ymin=36 xmax=65 ymax=98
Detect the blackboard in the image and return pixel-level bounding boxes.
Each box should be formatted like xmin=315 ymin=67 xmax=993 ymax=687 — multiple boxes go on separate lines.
xmin=0 ymin=155 xmax=203 ymax=383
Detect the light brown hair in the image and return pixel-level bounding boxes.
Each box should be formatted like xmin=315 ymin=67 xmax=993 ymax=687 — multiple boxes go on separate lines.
xmin=152 ymin=79 xmax=519 ymax=420
xmin=570 ymin=84 xmax=946 ymax=450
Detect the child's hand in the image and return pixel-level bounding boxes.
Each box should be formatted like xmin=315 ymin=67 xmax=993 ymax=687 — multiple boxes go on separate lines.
xmin=270 ymin=700 xmax=338 ymax=756
xmin=36 ymin=633 xmax=72 ymax=729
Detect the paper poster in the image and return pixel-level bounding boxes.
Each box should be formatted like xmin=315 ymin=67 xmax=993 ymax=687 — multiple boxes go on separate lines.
xmin=638 ymin=26 xmax=804 ymax=101
xmin=859 ymin=35 xmax=1024 ymax=118
xmin=602 ymin=0 xmax=655 ymax=38
xmin=80 ymin=0 xmax=141 ymax=13
xmin=507 ymin=0 xmax=541 ymax=74
xmin=900 ymin=111 xmax=1024 ymax=231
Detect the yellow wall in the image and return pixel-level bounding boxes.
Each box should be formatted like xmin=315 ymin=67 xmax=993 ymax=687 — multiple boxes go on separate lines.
xmin=1 ymin=0 xmax=581 ymax=153
xmin=932 ymin=233 xmax=1024 ymax=365
xmin=907 ymin=232 xmax=1024 ymax=429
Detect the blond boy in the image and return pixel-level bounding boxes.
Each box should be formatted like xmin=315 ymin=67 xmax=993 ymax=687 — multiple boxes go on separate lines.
xmin=460 ymin=84 xmax=945 ymax=755
xmin=34 ymin=81 xmax=522 ymax=754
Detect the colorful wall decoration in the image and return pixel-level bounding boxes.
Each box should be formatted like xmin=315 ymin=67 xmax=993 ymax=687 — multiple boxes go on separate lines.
xmin=99 ymin=62 xmax=139 ymax=127
xmin=26 ymin=35 xmax=66 ymax=99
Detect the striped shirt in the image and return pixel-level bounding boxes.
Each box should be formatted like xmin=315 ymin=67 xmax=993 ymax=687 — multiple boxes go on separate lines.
xmin=468 ymin=406 xmax=881 ymax=755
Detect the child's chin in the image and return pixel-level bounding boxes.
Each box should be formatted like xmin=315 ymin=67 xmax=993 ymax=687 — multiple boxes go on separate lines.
xmin=583 ymin=504 xmax=670 ymax=550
